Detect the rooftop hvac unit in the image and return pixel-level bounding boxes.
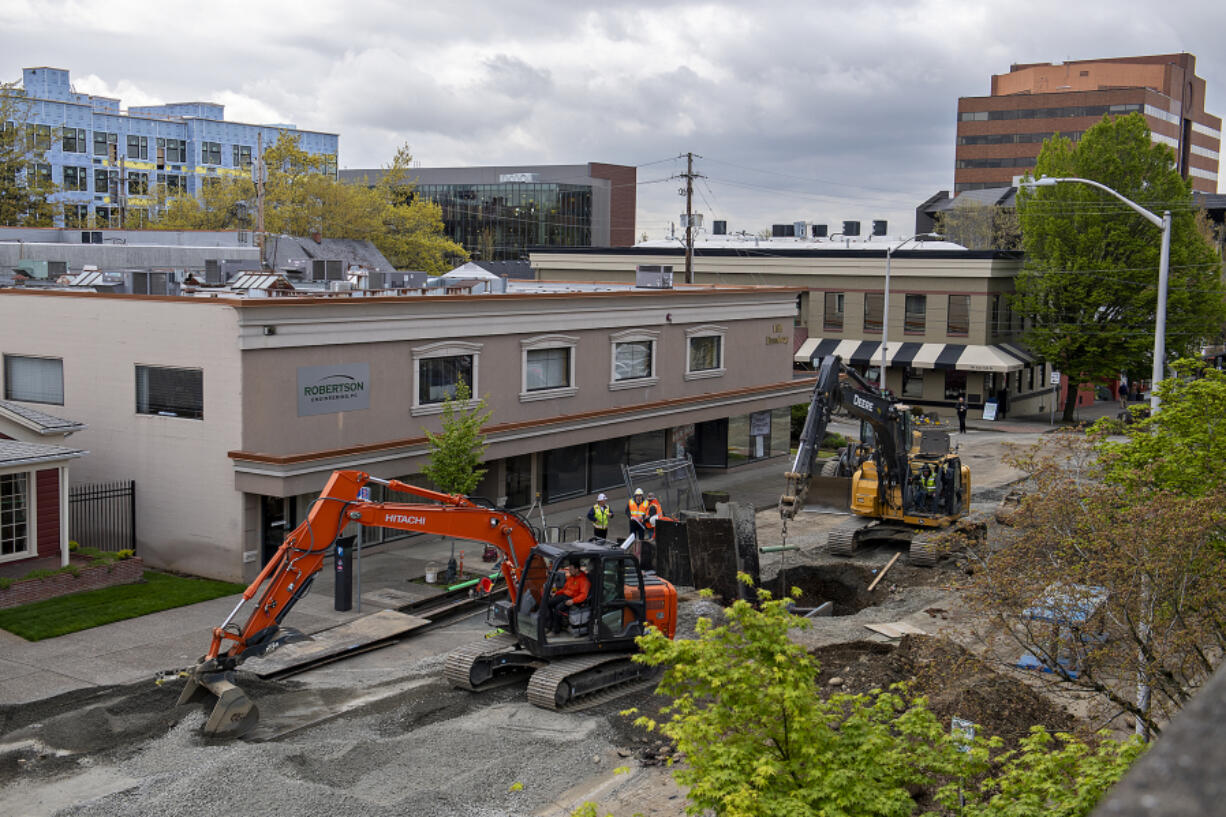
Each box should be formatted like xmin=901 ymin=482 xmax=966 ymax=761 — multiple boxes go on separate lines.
xmin=312 ymin=259 xmax=344 ymax=281
xmin=872 ymin=220 xmax=888 ymax=237
xmin=81 ymin=231 xmax=102 ymax=245
xmin=130 ymin=271 xmax=168 ymax=296
xmin=793 ymin=221 xmax=807 ymax=239
xmin=365 ymin=270 xmax=385 ymax=290
xmin=812 ymin=224 xmax=828 ymax=238
xmin=47 ymin=260 xmax=68 ymax=280
xmin=771 ymin=224 xmax=792 ymax=237
xmin=842 ymin=220 xmax=861 ymax=237
xmin=712 ymin=220 xmax=727 ymax=236
xmin=636 ymin=265 xmax=674 ymax=289
xmin=329 ymin=280 xmax=353 ymax=292
xmin=204 ymin=259 xmax=222 ymax=284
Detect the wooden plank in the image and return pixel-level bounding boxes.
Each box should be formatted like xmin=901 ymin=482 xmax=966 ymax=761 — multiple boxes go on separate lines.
xmin=867 ymin=552 xmax=902 ymax=592
xmin=864 ymin=621 xmax=928 ymax=639
xmin=250 ymin=609 xmax=429 ymax=677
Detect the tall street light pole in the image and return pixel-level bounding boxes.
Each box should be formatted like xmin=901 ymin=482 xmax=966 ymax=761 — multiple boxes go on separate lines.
xmin=880 ymin=233 xmax=942 ymax=395
xmin=1022 ymin=176 xmax=1171 ymax=413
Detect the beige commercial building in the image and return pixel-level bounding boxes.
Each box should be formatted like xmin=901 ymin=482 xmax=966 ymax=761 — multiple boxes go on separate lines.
xmin=0 ymin=284 xmax=803 ymax=581
xmin=532 ymin=240 xmax=1051 ymax=420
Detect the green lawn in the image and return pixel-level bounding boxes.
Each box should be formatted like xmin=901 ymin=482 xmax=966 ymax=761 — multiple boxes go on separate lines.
xmin=0 ymin=570 xmax=245 ymax=641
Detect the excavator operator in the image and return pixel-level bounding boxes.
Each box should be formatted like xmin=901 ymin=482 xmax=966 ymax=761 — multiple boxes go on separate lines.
xmin=545 ymin=563 xmax=591 ymax=635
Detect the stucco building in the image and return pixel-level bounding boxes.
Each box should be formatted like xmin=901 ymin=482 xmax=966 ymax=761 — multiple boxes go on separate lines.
xmin=0 ymin=283 xmax=801 ymax=581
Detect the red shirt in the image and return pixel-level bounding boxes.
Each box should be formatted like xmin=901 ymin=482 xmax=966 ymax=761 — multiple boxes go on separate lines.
xmin=558 ymin=571 xmax=590 ymax=604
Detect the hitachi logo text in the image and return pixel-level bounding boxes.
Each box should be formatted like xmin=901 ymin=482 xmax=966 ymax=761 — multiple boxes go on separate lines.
xmin=853 ymin=394 xmax=874 ymax=412
xmin=386 ymin=514 xmax=427 ymax=526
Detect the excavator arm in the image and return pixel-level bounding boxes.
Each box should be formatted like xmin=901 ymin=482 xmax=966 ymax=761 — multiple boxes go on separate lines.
xmin=781 ymin=356 xmax=911 ymax=518
xmin=179 ymin=469 xmax=540 ymax=736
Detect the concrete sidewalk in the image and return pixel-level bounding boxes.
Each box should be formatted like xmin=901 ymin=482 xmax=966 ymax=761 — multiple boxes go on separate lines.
xmin=0 ymin=400 xmax=1125 ymax=705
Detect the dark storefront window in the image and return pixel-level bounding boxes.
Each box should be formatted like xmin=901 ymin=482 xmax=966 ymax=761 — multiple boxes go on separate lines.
xmin=504 ymin=454 xmax=533 ymax=507
xmin=541 ymin=444 xmax=587 ymax=503
xmin=688 ymin=419 xmax=728 ymax=468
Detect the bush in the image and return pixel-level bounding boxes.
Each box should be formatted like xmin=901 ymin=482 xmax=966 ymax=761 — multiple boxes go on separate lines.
xmin=61 ymin=564 xmax=81 ymax=578
xmin=68 ymin=541 xmax=79 ymax=552
xmin=116 ymin=549 xmax=135 ymax=560
xmin=0 ymin=577 xmax=12 ymax=590
xmin=821 ymin=431 xmax=848 ymax=450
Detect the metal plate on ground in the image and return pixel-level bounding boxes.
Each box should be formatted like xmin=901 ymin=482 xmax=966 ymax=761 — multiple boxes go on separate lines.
xmin=363 ymin=587 xmax=428 ymax=607
xmin=864 ymin=621 xmax=929 ymax=639
xmin=249 ymin=609 xmax=429 ymax=677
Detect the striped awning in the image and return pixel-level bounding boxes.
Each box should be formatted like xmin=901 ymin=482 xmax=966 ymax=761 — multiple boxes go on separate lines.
xmin=797 ymin=339 xmax=1036 ymax=373
xmin=793 ymin=337 xmax=842 ymax=364
xmin=847 ymin=341 xmax=880 ymax=366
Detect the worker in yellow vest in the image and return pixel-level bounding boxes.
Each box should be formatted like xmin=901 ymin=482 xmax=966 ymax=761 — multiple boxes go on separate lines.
xmin=586 ymin=493 xmax=614 ymax=540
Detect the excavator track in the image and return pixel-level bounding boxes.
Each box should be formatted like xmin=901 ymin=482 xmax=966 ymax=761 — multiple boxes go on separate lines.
xmin=526 ymin=653 xmax=657 ymax=712
xmin=828 ymin=528 xmax=857 ymax=556
xmin=909 ymin=533 xmax=938 ymax=567
xmin=443 ymin=633 xmax=527 ymax=691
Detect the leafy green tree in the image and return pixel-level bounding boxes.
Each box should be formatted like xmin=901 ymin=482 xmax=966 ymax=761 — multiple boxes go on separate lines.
xmin=1095 ymin=359 xmax=1226 ymax=497
xmin=421 ymin=380 xmax=491 ymax=496
xmin=632 ymin=582 xmax=1142 ymax=816
xmin=1014 ymin=113 xmax=1225 ymax=422
xmin=0 ymin=83 xmax=59 ymax=227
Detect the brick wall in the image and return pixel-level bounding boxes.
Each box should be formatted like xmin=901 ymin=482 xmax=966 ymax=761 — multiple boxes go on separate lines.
xmin=0 ymin=557 xmax=144 ymax=609
xmin=589 ymin=163 xmax=637 ymax=247
xmin=36 ymin=468 xmax=59 ymax=559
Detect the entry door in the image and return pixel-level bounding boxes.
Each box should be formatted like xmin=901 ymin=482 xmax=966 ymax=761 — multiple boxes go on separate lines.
xmin=260 ymin=496 xmax=295 ymax=565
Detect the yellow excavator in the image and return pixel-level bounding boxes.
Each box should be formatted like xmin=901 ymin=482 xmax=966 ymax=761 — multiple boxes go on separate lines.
xmin=780 ymin=355 xmax=973 ymax=565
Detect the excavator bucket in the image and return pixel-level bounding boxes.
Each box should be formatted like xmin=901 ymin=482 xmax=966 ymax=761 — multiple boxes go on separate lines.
xmin=808 ymin=475 xmax=852 ymax=510
xmin=177 ymin=670 xmax=260 ymax=738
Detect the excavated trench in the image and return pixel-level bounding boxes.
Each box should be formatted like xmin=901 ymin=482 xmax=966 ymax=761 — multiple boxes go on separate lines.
xmin=768 ymin=563 xmax=880 ymax=616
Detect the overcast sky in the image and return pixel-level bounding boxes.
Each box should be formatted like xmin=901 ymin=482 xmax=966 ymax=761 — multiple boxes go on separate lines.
xmin=4 ymin=0 xmax=1223 ymax=239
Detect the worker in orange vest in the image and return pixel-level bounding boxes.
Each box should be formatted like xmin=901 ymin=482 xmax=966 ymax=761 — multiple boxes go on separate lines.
xmin=626 ymin=488 xmax=650 ymax=543
xmin=644 ymin=492 xmax=664 ymax=542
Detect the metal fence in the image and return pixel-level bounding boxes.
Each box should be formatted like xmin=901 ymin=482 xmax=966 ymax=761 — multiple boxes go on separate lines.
xmin=69 ymin=480 xmax=136 ymax=553
xmin=621 ymin=456 xmax=704 ymax=517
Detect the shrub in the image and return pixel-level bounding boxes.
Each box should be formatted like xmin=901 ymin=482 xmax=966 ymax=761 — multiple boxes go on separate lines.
xmin=116 ymin=549 xmax=135 ymax=560
xmin=61 ymin=564 xmax=81 ymax=578
xmin=68 ymin=541 xmax=79 ymax=552
xmin=0 ymin=577 xmax=12 ymax=590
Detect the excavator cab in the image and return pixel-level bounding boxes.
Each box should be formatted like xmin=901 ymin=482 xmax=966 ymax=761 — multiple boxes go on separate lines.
xmin=514 ymin=543 xmax=649 ymax=657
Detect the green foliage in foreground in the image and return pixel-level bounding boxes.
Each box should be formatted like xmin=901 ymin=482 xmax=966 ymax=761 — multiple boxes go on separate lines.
xmin=624 ymin=580 xmax=1144 ymax=817
xmin=0 ymin=571 xmax=245 ymax=640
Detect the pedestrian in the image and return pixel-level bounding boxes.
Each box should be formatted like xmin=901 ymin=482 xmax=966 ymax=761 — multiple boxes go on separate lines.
xmin=586 ymin=493 xmax=613 ymax=540
xmin=1118 ymin=381 xmax=1128 ymax=409
xmin=956 ymin=396 xmax=968 ymax=434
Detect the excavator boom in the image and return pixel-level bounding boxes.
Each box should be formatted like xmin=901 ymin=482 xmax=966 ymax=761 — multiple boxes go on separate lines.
xmin=178 ymin=469 xmax=539 ymax=737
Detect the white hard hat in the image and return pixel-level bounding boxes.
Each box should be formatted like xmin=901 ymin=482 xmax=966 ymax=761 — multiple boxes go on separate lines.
xmin=597 ymin=493 xmax=608 ymax=501
xmin=634 ymin=488 xmax=644 ymax=496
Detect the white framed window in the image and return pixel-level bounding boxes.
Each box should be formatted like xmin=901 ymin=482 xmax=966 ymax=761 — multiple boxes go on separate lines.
xmin=685 ymin=325 xmax=726 ymax=380
xmin=136 ymin=365 xmax=203 ymax=419
xmin=520 ymin=335 xmax=578 ymax=402
xmin=0 ymin=471 xmax=33 ymax=562
xmin=609 ymin=329 xmax=659 ymax=390
xmin=412 ymin=341 xmax=482 ymax=416
xmin=3 ymin=355 xmax=64 ymax=405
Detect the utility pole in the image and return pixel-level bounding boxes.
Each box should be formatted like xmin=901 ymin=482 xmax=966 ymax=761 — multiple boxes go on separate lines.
xmin=256 ymin=133 xmax=266 ymax=269
xmin=673 ymin=152 xmax=704 ymax=284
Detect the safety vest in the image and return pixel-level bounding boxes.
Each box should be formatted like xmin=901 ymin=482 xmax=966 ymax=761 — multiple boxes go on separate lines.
xmin=646 ymin=499 xmax=663 ymax=529
xmin=922 ymin=474 xmax=936 ymax=492
xmin=628 ymin=498 xmax=650 ymax=520
xmin=591 ymin=504 xmax=611 ymax=528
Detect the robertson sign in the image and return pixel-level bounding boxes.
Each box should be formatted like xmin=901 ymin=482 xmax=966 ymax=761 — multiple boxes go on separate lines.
xmin=297 ymin=363 xmax=371 ymax=416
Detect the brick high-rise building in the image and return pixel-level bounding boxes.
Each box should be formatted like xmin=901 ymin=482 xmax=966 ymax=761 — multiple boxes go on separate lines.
xmin=955 ymin=53 xmax=1221 ymax=194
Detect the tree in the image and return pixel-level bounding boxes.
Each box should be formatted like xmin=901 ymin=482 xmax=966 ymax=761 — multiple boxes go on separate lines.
xmin=148 ymin=134 xmax=468 ymax=273
xmin=631 ymin=582 xmax=1143 ymax=817
xmin=1095 ymin=359 xmax=1226 ymax=497
xmin=0 ymin=83 xmax=59 ymax=227
xmin=963 ymin=430 xmax=1226 ymax=738
xmin=421 ymin=380 xmax=491 ymax=497
xmin=1014 ymin=113 xmax=1226 ymax=422
xmin=935 ymin=202 xmax=1020 ymax=250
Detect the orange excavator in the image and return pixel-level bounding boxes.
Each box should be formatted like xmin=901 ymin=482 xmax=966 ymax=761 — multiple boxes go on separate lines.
xmin=178 ymin=470 xmax=678 ymax=737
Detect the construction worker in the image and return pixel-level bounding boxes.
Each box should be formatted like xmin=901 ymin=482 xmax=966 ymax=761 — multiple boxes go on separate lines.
xmin=587 ymin=493 xmax=613 ymax=540
xmin=627 ymin=488 xmax=650 ymax=542
xmin=544 ymin=563 xmax=590 ymax=635
xmin=644 ymin=492 xmax=664 ymax=541
xmin=921 ymin=465 xmax=937 ymax=513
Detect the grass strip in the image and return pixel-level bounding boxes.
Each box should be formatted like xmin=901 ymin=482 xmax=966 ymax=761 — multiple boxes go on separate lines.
xmin=0 ymin=570 xmax=244 ymax=641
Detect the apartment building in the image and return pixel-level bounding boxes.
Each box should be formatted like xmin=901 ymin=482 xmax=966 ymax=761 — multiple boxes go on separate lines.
xmin=6 ymin=66 xmax=338 ymax=227
xmin=956 ymin=53 xmax=1221 ymax=193
xmin=0 ymin=283 xmax=801 ymax=581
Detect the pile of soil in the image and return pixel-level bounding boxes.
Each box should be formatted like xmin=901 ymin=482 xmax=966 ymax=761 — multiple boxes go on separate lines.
xmin=813 ymin=635 xmax=1077 ymax=744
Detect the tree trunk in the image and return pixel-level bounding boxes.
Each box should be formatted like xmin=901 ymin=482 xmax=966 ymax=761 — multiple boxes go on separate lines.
xmin=1061 ymin=382 xmax=1080 ymax=423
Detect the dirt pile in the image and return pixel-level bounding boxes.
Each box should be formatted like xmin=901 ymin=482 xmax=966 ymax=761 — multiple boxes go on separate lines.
xmin=813 ymin=635 xmax=1077 ymax=744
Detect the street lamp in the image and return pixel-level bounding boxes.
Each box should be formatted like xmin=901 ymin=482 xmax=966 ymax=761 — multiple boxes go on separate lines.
xmin=1021 ymin=176 xmax=1171 ymax=412
xmin=880 ymin=233 xmax=943 ymax=395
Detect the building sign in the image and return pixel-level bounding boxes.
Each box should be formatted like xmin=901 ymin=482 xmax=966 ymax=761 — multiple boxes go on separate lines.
xmin=297 ymin=363 xmax=371 ymax=416
xmin=498 ymin=172 xmax=540 ymax=183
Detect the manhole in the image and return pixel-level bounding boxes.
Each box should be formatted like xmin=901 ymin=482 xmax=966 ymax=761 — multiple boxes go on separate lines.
xmin=769 ymin=564 xmax=878 ymax=616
